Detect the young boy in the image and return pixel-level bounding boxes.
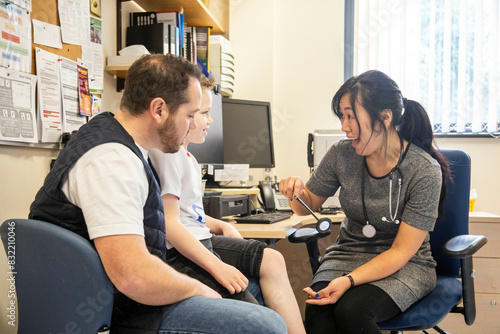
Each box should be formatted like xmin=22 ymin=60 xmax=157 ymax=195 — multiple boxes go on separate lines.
xmin=149 ymin=77 xmax=305 ymax=334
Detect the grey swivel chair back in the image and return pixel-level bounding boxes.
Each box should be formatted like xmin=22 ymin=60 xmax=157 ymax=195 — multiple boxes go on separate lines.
xmin=1 ymin=219 xmax=113 ymax=334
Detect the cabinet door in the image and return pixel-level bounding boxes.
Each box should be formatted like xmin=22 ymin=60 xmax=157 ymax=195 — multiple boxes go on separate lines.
xmin=436 ymin=294 xmax=500 ymax=333
xmin=469 ymin=223 xmax=500 ymax=258
xmin=474 ymin=258 xmax=500 ymax=294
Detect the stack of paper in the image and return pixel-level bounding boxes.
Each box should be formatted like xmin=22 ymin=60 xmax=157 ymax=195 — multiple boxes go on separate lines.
xmin=209 ymin=35 xmax=234 ymax=97
xmin=107 ymin=45 xmax=150 ymax=66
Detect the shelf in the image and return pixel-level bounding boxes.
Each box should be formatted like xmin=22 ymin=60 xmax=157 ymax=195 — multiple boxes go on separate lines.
xmin=108 ymin=0 xmax=229 ymax=84
xmin=134 ymin=0 xmax=226 ymax=35
xmin=104 ymin=65 xmax=130 ymax=79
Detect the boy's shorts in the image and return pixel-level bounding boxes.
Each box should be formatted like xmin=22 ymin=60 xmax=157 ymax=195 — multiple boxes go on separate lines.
xmin=165 ymin=235 xmax=268 ymax=303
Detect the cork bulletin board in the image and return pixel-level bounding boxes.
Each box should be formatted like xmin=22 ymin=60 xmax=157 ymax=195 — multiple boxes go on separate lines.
xmin=0 ymin=0 xmax=101 ymax=148
xmin=30 ymin=0 xmax=82 ymax=75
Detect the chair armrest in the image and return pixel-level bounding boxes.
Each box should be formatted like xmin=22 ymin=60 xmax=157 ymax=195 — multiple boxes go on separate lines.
xmin=287 ymin=227 xmax=331 ymax=243
xmin=443 ymin=235 xmax=487 ymax=259
xmin=443 ymin=235 xmax=487 ymax=326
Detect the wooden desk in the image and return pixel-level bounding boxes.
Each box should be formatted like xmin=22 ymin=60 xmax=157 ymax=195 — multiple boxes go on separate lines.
xmin=206 ymin=187 xmax=260 ymax=195
xmin=228 ymin=213 xmax=345 ymax=239
xmin=469 ymin=211 xmax=500 ymax=223
xmin=229 ymin=211 xmax=500 ymax=240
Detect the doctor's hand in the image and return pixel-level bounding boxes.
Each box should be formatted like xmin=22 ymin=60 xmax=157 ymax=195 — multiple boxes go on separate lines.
xmin=279 ymin=176 xmax=305 ymax=200
xmin=303 ymin=276 xmax=351 ymax=306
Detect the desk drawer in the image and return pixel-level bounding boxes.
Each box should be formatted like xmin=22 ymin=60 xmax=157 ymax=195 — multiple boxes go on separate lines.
xmin=469 ymin=223 xmax=500 ymax=258
xmin=474 ymin=258 xmax=500 ymax=294
xmin=436 ymin=293 xmax=500 ymax=333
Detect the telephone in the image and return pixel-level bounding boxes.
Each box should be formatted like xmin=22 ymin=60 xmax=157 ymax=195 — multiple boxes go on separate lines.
xmin=258 ymin=181 xmax=292 ymax=211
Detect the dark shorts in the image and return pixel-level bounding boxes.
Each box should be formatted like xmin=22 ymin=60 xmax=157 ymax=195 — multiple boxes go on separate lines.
xmin=165 ymin=235 xmax=268 ymax=304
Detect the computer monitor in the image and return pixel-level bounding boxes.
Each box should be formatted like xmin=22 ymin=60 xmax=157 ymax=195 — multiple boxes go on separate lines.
xmin=186 ymin=92 xmax=224 ymax=165
xmin=221 ymin=98 xmax=275 ymax=168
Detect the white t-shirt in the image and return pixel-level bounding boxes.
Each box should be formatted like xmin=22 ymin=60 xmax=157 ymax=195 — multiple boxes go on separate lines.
xmin=149 ymin=146 xmax=211 ymax=248
xmin=61 ymin=143 xmax=148 ymax=240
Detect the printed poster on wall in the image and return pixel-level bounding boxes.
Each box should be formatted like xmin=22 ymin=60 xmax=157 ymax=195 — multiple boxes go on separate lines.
xmin=35 ymin=48 xmax=63 ymax=143
xmin=58 ymin=0 xmax=90 ymax=45
xmin=0 ymin=67 xmax=37 ymax=143
xmin=60 ymin=57 xmax=87 ymax=132
xmin=84 ymin=16 xmax=104 ymax=94
xmin=78 ymin=64 xmax=91 ymax=117
xmin=0 ymin=3 xmax=32 ymax=73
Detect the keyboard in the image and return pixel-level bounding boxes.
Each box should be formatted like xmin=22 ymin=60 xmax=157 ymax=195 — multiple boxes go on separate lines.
xmin=235 ymin=211 xmax=293 ymax=224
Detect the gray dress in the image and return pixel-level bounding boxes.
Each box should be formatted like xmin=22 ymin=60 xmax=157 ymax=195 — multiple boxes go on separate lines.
xmin=307 ymin=139 xmax=442 ymax=311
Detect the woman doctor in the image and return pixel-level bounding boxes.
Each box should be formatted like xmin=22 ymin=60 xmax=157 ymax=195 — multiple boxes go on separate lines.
xmin=280 ymin=70 xmax=449 ymax=334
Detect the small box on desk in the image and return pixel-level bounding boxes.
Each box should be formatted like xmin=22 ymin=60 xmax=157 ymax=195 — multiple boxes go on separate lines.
xmin=203 ymin=194 xmax=250 ymax=219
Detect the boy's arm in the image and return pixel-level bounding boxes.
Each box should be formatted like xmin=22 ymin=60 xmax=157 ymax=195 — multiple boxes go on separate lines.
xmin=162 ymin=194 xmax=248 ymax=294
xmin=205 ymin=216 xmax=243 ymax=239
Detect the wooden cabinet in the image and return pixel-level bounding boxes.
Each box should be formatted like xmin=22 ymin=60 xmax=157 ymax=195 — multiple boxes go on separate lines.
xmin=434 ymin=213 xmax=500 ymax=333
xmin=105 ymin=0 xmax=229 ymax=79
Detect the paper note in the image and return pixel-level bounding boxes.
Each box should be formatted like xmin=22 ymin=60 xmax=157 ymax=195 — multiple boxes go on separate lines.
xmin=35 ymin=48 xmax=62 ymax=143
xmin=0 ymin=3 xmax=32 ymax=72
xmin=32 ymin=19 xmax=62 ymax=49
xmin=91 ymin=94 xmax=101 ymax=116
xmin=77 ymin=64 xmax=91 ymax=117
xmin=58 ymin=0 xmax=90 ymax=45
xmin=60 ymin=57 xmax=87 ymax=132
xmin=214 ymin=164 xmax=250 ymax=181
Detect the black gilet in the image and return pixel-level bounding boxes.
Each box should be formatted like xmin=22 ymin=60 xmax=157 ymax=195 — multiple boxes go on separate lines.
xmin=29 ymin=112 xmax=167 ymax=333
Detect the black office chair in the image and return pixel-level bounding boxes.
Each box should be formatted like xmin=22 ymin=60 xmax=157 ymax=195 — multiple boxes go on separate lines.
xmin=0 ymin=219 xmax=113 ymax=334
xmin=288 ymin=149 xmax=487 ymax=333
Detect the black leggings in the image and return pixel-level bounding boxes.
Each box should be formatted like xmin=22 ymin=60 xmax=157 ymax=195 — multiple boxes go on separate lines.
xmin=304 ymin=281 xmax=401 ymax=334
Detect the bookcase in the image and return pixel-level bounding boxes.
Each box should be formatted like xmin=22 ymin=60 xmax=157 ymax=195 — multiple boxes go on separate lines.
xmin=105 ymin=0 xmax=229 ymax=79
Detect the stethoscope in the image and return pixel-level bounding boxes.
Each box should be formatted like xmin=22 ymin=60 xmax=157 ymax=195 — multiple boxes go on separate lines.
xmin=360 ymin=136 xmax=405 ymax=238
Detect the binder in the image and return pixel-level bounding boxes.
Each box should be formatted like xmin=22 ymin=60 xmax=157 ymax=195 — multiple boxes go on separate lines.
xmin=126 ymin=23 xmax=169 ymax=55
xmin=130 ymin=12 xmax=157 ymax=26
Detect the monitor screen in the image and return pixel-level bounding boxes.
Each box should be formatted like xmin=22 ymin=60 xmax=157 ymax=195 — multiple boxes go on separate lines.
xmin=222 ymin=98 xmax=275 ymax=168
xmin=186 ymin=92 xmax=224 ymax=164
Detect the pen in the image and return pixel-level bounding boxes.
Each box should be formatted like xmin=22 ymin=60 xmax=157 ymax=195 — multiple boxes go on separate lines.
xmin=294 ymin=195 xmax=320 ymax=221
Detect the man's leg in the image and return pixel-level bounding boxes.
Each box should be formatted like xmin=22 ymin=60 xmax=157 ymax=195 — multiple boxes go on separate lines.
xmin=158 ymin=296 xmax=287 ymax=334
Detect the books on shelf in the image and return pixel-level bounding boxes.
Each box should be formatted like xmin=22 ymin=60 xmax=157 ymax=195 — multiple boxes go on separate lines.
xmin=196 ymin=26 xmax=210 ymax=70
xmin=127 ymin=10 xmax=214 ymax=66
xmin=114 ymin=9 xmax=232 ymax=87
xmin=126 ymin=23 xmax=176 ymax=56
xmin=130 ymin=11 xmax=157 ymax=26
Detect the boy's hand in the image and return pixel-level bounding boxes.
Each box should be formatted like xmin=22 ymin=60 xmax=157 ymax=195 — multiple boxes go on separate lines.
xmin=211 ymin=262 xmax=248 ymax=294
xmin=220 ymin=222 xmax=243 ymax=239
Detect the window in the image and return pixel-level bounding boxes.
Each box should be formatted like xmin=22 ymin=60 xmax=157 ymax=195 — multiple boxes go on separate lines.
xmin=345 ymin=0 xmax=499 ymax=135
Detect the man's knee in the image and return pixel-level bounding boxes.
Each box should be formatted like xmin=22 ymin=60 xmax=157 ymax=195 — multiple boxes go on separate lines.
xmin=235 ymin=306 xmax=287 ymax=334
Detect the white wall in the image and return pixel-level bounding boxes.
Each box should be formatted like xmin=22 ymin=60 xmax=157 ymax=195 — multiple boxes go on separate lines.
xmin=230 ymin=0 xmax=500 ymax=215
xmin=0 ymin=2 xmax=499 ymax=331
xmin=230 ymin=0 xmax=345 ymax=184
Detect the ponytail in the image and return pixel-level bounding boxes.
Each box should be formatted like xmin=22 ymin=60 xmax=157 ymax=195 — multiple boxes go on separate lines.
xmin=398 ymin=99 xmax=450 ymax=218
xmin=332 ymin=70 xmax=450 ymax=218
xmin=398 ymin=99 xmax=433 ymax=151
